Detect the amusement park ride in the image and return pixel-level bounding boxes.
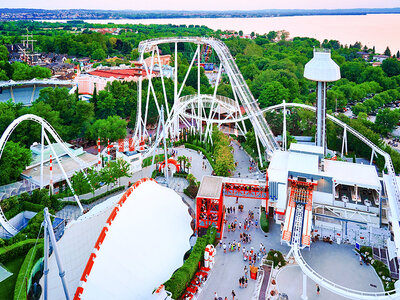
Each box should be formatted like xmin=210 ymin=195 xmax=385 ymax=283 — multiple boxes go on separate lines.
xmin=1 ymin=37 xmax=400 ymax=299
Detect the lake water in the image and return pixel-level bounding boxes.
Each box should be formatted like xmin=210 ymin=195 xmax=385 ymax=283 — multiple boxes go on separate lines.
xmin=47 ymin=14 xmax=400 ymax=53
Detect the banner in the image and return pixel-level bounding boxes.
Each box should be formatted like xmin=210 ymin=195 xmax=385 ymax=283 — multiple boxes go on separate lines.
xmin=128 ymin=138 xmax=135 ymax=151
xmin=118 ymin=139 xmax=124 ymax=152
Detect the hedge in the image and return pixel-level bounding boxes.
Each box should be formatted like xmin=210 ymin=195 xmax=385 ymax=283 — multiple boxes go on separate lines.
xmin=164 ymin=227 xmax=217 ymax=299
xmin=22 ymin=202 xmax=45 ymax=213
xmin=260 ymin=207 xmax=269 ymax=233
xmin=142 ymin=154 xmax=168 ymax=168
xmin=0 ymin=240 xmax=38 ymax=263
xmin=59 ymin=186 xmax=125 ymax=207
xmin=14 ymin=241 xmax=44 ymax=300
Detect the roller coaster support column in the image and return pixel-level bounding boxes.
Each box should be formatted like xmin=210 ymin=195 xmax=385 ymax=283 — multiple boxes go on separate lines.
xmin=40 ymin=123 xmax=45 ymax=188
xmin=43 ymin=219 xmax=49 ymax=300
xmin=302 ymin=273 xmax=308 ymax=300
xmin=49 ymin=155 xmax=53 ymax=195
xmin=197 ymin=44 xmax=202 ymax=135
xmin=44 ymin=208 xmax=70 ymax=300
xmin=174 ymin=42 xmax=179 ymax=137
xmin=283 ymin=100 xmax=287 ymax=151
xmin=370 ymin=149 xmax=376 ymax=165
xmin=255 ymin=129 xmax=264 ymax=168
xmin=43 ymin=130 xmax=84 ymax=213
xmin=341 ymin=126 xmax=348 ymax=158
xmin=161 ymin=106 xmax=169 ymax=187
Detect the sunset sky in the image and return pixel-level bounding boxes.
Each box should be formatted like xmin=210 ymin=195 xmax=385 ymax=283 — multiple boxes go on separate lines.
xmin=2 ymin=0 xmax=400 ymax=10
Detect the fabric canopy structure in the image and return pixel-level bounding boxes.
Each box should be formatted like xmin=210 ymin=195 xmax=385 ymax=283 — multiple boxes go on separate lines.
xmin=76 ymin=178 xmax=192 ymax=299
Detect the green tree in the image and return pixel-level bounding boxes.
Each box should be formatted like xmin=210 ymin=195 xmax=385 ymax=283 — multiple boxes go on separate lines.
xmin=71 ymin=171 xmax=91 ymax=195
xmin=382 ymin=58 xmax=400 ymax=77
xmin=91 ymin=48 xmax=107 ymax=60
xmin=266 ymin=31 xmax=277 ymax=41
xmin=384 ymin=46 xmax=391 ymax=57
xmin=0 ymin=141 xmax=32 ymax=185
xmin=87 ymin=115 xmax=127 ymax=142
xmin=109 ymin=159 xmax=132 ymax=186
xmin=258 ymin=81 xmax=289 ymax=107
xmin=0 ymin=45 xmax=9 ymax=61
xmin=131 ymin=49 xmax=139 ymax=60
xmin=376 ymin=108 xmax=400 ymax=135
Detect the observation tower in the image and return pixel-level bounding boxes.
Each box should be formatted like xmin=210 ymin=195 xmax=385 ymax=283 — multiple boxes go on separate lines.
xmin=304 ymin=49 xmax=340 ymax=154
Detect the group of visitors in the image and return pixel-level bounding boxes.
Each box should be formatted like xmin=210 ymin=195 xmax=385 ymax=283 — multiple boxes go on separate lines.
xmin=213 ymin=290 xmax=236 ymax=300
xmin=238 ymin=276 xmax=248 ymax=288
xmin=240 ymin=232 xmax=252 ymax=243
xmin=248 ymin=158 xmax=257 ymax=172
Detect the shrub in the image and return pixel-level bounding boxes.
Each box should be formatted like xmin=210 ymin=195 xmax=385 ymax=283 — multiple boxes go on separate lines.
xmin=0 ymin=240 xmax=38 ymax=263
xmin=22 ymin=202 xmax=45 ymax=213
xmin=267 ymin=250 xmax=286 ymax=268
xmin=359 ymin=246 xmax=372 ymax=255
xmin=260 ymin=207 xmax=269 ymax=233
xmin=184 ymin=185 xmax=199 ymax=199
xmin=164 ymin=227 xmax=216 ymax=299
xmin=14 ymin=241 xmax=44 ymax=300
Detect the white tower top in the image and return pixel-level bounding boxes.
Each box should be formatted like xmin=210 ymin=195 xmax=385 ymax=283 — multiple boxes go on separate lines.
xmin=304 ymin=49 xmax=341 ymax=82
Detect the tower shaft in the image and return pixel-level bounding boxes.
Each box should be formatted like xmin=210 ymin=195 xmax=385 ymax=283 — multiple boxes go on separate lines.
xmin=316 ymin=81 xmax=327 ymax=152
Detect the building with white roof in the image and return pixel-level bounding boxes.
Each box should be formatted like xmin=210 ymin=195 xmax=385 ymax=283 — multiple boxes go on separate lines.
xmin=268 ymin=143 xmax=388 ymax=245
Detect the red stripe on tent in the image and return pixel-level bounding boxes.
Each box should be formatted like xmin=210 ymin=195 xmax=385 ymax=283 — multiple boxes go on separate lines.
xmin=94 ymin=227 xmax=108 ymax=251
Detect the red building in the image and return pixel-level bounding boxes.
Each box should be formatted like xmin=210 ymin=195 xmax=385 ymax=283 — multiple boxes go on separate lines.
xmin=196 ymin=176 xmax=224 ymax=239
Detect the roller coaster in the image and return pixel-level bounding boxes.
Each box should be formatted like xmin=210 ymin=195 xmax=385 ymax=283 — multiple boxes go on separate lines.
xmin=0 ymin=37 xmax=400 ymax=299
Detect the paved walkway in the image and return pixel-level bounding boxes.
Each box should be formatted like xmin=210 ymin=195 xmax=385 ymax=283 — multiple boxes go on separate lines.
xmin=198 ymin=196 xmax=289 ymax=300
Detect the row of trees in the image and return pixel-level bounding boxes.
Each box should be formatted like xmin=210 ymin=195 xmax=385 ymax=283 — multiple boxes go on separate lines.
xmin=211 ymin=126 xmax=235 ymax=176
xmin=70 ymin=159 xmax=131 ymax=196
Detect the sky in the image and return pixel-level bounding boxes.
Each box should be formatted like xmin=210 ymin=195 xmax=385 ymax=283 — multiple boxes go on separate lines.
xmin=2 ymin=0 xmax=400 ymax=11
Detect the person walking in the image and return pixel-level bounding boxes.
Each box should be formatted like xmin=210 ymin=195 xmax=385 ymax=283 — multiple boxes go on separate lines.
xmin=223 ymin=243 xmax=227 ymax=253
xmin=232 ymin=290 xmax=236 ymax=300
xmin=214 ymin=292 xmax=218 ymax=300
xmin=316 ymin=284 xmax=320 ymax=295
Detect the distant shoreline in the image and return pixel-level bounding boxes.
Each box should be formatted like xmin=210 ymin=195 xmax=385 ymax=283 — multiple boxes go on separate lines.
xmin=1 ymin=8 xmax=400 ymax=21
xmin=3 ymin=13 xmax=400 ymax=21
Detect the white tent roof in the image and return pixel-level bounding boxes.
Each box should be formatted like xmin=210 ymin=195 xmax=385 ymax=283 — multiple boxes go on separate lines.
xmin=40 ymin=193 xmax=121 ymax=300
xmin=80 ymin=180 xmax=192 ymax=299
xmin=324 ymin=160 xmax=381 ymax=190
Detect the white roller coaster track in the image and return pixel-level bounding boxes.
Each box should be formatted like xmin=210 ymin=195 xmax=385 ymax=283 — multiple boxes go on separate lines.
xmin=0 ymin=114 xmax=86 ymax=236
xmin=137 ymin=37 xmax=279 ymax=154
xmin=292 ymin=243 xmax=399 ymax=299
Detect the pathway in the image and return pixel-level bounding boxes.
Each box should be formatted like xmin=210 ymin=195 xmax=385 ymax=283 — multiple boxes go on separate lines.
xmin=198 ymin=143 xmax=280 ymax=300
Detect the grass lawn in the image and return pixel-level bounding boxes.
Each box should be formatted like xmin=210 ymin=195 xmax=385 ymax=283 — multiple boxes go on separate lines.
xmin=0 ymin=256 xmax=25 ymax=299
